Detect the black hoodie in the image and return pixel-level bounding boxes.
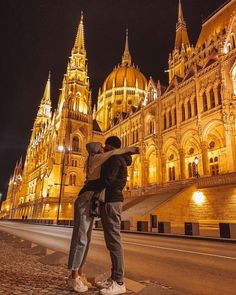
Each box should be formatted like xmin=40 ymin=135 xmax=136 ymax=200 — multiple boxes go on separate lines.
xmin=79 ymin=153 xmax=132 ymax=202
xmin=101 ymin=153 xmax=132 ymax=202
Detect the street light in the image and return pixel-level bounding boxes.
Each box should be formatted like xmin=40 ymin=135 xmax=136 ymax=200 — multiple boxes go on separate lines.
xmin=56 ymin=144 xmax=68 ymax=224
xmin=194 ymin=156 xmax=199 ymax=178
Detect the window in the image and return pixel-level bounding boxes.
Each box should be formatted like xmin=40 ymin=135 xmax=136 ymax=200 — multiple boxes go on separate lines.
xmin=203 ymin=93 xmax=208 ymax=112
xmin=149 ymin=119 xmax=155 ymax=135
xmin=209 ymin=157 xmax=219 ymax=175
xmin=193 ymin=97 xmax=198 ymax=116
xmin=72 ymin=137 xmax=80 ymax=152
xmin=187 ymin=101 xmax=192 ymax=119
xmin=210 ymin=89 xmax=215 ymax=108
xmin=169 ymin=111 xmax=172 ymax=127
xmin=217 ymin=85 xmax=222 ymax=105
xmin=188 ymin=162 xmax=197 ymax=178
xmin=173 ymin=108 xmax=177 ymax=125
xmin=163 ymin=114 xmax=167 ymax=129
xmin=169 ymin=167 xmax=175 ymax=181
xmin=69 ymin=174 xmax=76 ymax=186
xmin=182 ymin=104 xmax=185 ymax=121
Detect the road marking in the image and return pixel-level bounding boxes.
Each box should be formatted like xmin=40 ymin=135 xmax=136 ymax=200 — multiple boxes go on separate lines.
xmin=123 ymin=241 xmax=236 ymax=260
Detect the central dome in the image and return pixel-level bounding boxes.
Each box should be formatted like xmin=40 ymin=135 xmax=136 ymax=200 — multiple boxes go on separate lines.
xmin=103 ymin=64 xmax=147 ymax=91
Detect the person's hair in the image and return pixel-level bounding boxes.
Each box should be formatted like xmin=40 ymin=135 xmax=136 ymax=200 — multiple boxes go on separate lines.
xmin=105 ymin=136 xmax=121 ymax=148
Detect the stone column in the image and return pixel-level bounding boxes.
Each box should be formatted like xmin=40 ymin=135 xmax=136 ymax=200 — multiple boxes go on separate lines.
xmin=201 ymin=141 xmax=209 ymax=176
xmin=179 ymin=148 xmax=186 ymax=180
xmin=161 ymin=154 xmax=166 ymax=184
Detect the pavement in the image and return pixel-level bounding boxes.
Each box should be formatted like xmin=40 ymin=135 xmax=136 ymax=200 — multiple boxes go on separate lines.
xmin=0 ymin=229 xmax=181 ymax=295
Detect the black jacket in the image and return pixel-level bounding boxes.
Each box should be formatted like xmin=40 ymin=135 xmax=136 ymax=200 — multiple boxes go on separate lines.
xmin=101 ymin=153 xmax=132 ymax=202
xmin=79 ymin=153 xmax=132 ymax=202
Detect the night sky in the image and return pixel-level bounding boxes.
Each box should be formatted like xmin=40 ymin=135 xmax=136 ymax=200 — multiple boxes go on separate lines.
xmin=0 ymin=0 xmax=227 ymax=200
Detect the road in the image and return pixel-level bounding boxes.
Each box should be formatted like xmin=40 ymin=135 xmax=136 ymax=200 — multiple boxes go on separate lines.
xmin=0 ymin=221 xmax=235 ymax=295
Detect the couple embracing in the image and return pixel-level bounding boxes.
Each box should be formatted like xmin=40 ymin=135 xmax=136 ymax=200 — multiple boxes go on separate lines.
xmin=67 ymin=136 xmax=139 ymax=295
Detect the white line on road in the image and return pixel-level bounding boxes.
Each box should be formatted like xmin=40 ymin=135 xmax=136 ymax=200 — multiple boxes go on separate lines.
xmin=123 ymin=241 xmax=236 ymax=260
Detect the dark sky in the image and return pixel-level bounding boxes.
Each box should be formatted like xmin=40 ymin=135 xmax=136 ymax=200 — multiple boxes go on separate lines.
xmin=0 ymin=0 xmax=227 ymax=199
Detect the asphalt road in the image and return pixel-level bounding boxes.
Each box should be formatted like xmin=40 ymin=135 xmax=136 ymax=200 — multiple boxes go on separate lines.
xmin=0 ymin=221 xmax=235 ymax=295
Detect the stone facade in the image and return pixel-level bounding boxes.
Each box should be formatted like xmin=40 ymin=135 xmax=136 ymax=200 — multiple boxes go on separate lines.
xmin=1 ymin=1 xmax=236 ymax=223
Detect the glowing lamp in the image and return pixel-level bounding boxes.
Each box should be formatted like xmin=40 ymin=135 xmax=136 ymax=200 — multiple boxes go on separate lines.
xmin=193 ymin=191 xmax=205 ymax=205
xmin=58 ymin=145 xmax=65 ymax=152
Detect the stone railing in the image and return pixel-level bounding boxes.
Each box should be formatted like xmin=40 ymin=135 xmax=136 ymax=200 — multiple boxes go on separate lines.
xmin=197 ymin=172 xmax=236 ymax=188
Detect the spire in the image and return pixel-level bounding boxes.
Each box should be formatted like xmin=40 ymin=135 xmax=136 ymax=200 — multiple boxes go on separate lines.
xmin=73 ymin=11 xmax=85 ymax=53
xmin=175 ymin=0 xmax=190 ymax=49
xmin=37 ymin=73 xmax=51 ymax=119
xmin=122 ymin=29 xmax=132 ymax=66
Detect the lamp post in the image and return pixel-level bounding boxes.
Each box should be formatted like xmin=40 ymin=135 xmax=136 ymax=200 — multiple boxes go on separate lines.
xmin=56 ymin=145 xmax=68 ymax=224
xmin=194 ymin=156 xmax=199 ymax=178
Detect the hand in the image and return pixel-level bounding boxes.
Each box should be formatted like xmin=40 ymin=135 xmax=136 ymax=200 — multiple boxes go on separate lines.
xmin=129 ymin=146 xmax=140 ymax=154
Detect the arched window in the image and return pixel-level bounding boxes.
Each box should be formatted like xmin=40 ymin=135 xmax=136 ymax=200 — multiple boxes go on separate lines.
xmin=232 ymin=33 xmax=236 ymax=49
xmin=181 ymin=104 xmax=185 ymax=121
xmin=169 ymin=111 xmax=172 ymax=127
xmin=210 ymin=89 xmax=215 ymax=108
xmin=217 ymin=85 xmax=222 ymax=105
xmin=69 ymin=174 xmax=76 ymax=186
xmin=193 ymin=97 xmax=198 ymax=116
xmin=187 ymin=101 xmax=192 ymax=119
xmin=163 ymin=114 xmax=167 ymax=129
xmin=203 ymin=93 xmax=208 ymax=112
xmin=72 ymin=137 xmax=80 ymax=152
xmin=188 ymin=162 xmax=197 ymax=178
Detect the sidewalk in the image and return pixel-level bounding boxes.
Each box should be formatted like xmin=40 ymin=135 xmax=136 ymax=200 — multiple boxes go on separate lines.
xmin=0 ymin=230 xmax=181 ymax=295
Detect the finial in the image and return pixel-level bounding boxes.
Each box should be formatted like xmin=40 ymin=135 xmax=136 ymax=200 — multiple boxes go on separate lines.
xmin=122 ymin=28 xmax=132 ymax=66
xmin=48 ymin=71 xmax=51 ymax=80
xmin=80 ymin=11 xmax=83 ymax=23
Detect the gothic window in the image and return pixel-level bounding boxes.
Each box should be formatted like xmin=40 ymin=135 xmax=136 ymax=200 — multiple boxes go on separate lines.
xmin=69 ymin=174 xmax=76 ymax=186
xmin=193 ymin=97 xmax=198 ymax=116
xmin=210 ymin=88 xmax=215 ymax=108
xmin=169 ymin=166 xmax=175 ymax=181
xmin=173 ymin=108 xmax=177 ymax=125
xmin=203 ymin=93 xmax=208 ymax=112
xmin=209 ymin=157 xmax=219 ymax=176
xmin=136 ymin=129 xmax=139 ymax=142
xmin=169 ymin=111 xmax=172 ymax=127
xmin=72 ymin=137 xmax=80 ymax=152
xmin=187 ymin=100 xmax=192 ymax=119
xmin=163 ymin=113 xmax=167 ymax=129
xmin=232 ymin=33 xmax=236 ymax=49
xmin=181 ymin=104 xmax=185 ymax=121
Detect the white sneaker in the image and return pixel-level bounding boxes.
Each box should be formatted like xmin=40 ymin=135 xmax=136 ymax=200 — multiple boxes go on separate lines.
xmin=67 ymin=276 xmax=88 ymax=293
xmin=100 ymin=280 xmax=126 ymax=295
xmin=96 ymin=277 xmax=112 ymax=289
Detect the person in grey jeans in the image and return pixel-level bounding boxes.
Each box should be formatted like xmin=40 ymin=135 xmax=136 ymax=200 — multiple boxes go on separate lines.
xmin=97 ymin=136 xmax=135 ymax=295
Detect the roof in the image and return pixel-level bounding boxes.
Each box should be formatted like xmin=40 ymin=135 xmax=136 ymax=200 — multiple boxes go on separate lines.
xmin=197 ymin=0 xmax=236 ymax=47
xmin=103 ymin=64 xmax=147 ymax=91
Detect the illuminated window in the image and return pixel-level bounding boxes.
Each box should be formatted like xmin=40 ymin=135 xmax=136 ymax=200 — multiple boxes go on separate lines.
xmin=163 ymin=114 xmax=167 ymax=129
xmin=217 ymin=85 xmax=222 ymax=105
xmin=169 ymin=111 xmax=172 ymax=127
xmin=169 ymin=166 xmax=175 ymax=181
xmin=149 ymin=119 xmax=155 ymax=134
xmin=173 ymin=108 xmax=177 ymax=125
xmin=188 ymin=162 xmax=197 ymax=178
xmin=193 ymin=97 xmax=198 ymax=116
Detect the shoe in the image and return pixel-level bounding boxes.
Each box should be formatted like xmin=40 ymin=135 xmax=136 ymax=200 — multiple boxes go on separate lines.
xmin=81 ymin=273 xmax=93 ymax=289
xmin=96 ymin=277 xmax=112 ymax=289
xmin=100 ymin=280 xmax=126 ymax=295
xmin=67 ymin=276 xmax=88 ymax=293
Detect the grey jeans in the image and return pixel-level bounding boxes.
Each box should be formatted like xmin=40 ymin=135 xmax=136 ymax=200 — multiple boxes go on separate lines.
xmin=100 ymin=202 xmax=124 ymax=282
xmin=68 ymin=191 xmax=94 ymax=270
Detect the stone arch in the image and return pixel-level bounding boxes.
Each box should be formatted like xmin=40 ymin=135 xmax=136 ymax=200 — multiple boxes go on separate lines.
xmin=146 ymin=145 xmax=157 ymax=184
xmin=202 ymin=120 xmax=225 ymax=147
xmin=181 ymin=129 xmax=201 ymax=152
xmin=132 ymin=155 xmax=141 ymax=188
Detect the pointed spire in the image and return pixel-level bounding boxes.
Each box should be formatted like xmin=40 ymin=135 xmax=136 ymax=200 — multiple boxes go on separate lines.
xmin=73 ymin=11 xmax=85 ymax=53
xmin=41 ymin=72 xmax=51 ymax=104
xmin=122 ymin=29 xmax=132 ymax=66
xmin=175 ymin=0 xmax=190 ymax=49
xmin=37 ymin=73 xmax=51 ymax=119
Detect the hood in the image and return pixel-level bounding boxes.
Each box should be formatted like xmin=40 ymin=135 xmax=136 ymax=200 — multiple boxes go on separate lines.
xmin=122 ymin=153 xmax=132 ymax=166
xmin=86 ymin=142 xmax=103 ymax=154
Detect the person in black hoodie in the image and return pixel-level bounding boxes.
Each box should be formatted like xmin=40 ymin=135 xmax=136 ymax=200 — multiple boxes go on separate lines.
xmin=98 ymin=136 xmax=134 ymax=295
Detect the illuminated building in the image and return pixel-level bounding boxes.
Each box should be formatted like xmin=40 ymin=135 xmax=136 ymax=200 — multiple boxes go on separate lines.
xmin=1 ymin=1 xmax=236 ymax=236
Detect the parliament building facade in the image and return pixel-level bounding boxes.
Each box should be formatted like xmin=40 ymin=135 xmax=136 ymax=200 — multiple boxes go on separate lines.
xmin=1 ymin=0 xmax=236 ymax=236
